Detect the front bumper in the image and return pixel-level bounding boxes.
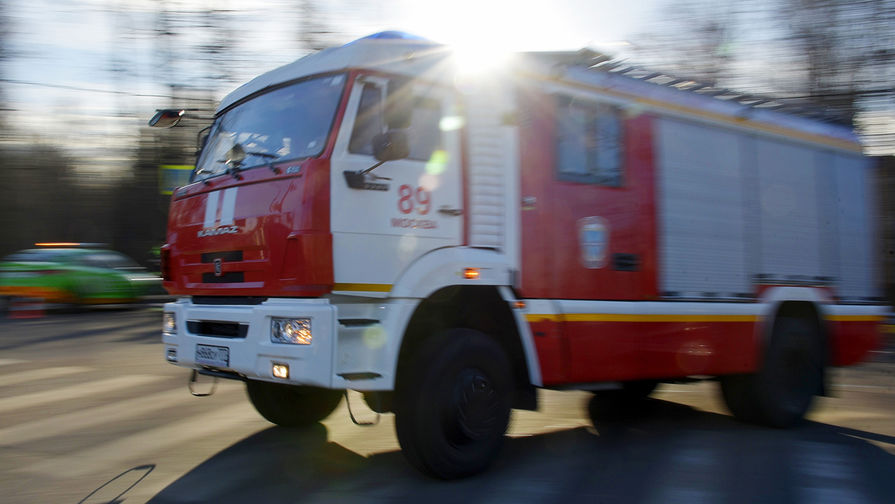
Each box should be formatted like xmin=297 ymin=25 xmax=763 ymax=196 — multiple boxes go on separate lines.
xmin=162 ymin=298 xmax=337 ymax=388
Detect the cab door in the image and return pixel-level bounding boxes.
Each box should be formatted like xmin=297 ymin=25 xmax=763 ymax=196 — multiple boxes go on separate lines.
xmin=329 ymin=74 xmax=463 ymax=294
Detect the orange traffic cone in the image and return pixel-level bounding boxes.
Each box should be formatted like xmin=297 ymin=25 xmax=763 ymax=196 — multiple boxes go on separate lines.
xmin=8 ymin=297 xmax=45 ymax=319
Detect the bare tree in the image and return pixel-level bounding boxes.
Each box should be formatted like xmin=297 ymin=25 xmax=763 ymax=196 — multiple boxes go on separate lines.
xmin=629 ymin=0 xmax=737 ymax=86
xmin=631 ymin=0 xmax=895 ymax=136
xmin=294 ymin=0 xmax=334 ymax=52
xmin=770 ymin=0 xmax=895 ymax=147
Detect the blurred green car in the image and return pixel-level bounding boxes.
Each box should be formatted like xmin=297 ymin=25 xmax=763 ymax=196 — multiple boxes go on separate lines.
xmin=0 ymin=245 xmax=162 ymax=306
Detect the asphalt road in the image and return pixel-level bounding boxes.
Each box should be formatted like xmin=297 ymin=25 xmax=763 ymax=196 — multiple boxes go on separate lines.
xmin=1 ymin=306 xmax=893 ymax=503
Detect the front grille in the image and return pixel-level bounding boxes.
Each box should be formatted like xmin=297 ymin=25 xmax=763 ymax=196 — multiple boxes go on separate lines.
xmin=187 ymin=320 xmax=248 ymax=338
xmin=199 ymin=250 xmax=245 ymax=283
xmin=202 ymin=272 xmax=245 ymax=283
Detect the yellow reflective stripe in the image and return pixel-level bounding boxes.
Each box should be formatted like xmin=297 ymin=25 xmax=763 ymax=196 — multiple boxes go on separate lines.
xmin=525 ymin=313 xmax=758 ymax=323
xmin=825 ymin=315 xmax=885 ymax=322
xmin=333 ymin=283 xmax=392 ymax=293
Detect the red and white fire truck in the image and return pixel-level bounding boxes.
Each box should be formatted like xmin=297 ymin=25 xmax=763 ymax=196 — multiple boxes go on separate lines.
xmin=153 ymin=32 xmax=888 ymax=478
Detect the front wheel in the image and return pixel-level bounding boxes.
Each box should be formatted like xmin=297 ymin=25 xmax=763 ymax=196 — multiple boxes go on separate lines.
xmin=395 ymin=329 xmax=514 ymax=479
xmin=245 ymin=380 xmax=343 ymax=427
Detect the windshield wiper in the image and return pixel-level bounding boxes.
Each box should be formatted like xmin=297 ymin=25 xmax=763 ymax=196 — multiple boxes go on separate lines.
xmin=194 ymin=167 xmax=217 ymax=185
xmin=247 ymin=151 xmax=282 ymax=174
xmin=217 ymin=144 xmax=282 ymax=178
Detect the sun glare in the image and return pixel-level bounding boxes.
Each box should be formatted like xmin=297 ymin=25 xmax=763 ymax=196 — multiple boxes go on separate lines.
xmin=400 ymin=0 xmax=567 ymax=77
xmin=451 ymin=41 xmax=515 ymax=79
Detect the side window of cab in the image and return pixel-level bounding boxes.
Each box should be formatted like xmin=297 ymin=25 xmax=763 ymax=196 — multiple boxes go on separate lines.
xmin=348 ymin=79 xmax=443 ymax=161
xmin=348 ymin=83 xmax=384 ymax=156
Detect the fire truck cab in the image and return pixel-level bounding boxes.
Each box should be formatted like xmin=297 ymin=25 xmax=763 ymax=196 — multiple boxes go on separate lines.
xmin=156 ymin=32 xmax=887 ymax=479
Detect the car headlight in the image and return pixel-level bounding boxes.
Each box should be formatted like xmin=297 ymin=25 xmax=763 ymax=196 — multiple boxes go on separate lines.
xmin=163 ymin=312 xmax=176 ymax=334
xmin=271 ymin=317 xmax=312 ymax=345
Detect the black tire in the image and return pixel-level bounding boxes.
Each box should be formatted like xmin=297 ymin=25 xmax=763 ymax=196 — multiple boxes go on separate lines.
xmin=395 ymin=329 xmax=514 ymax=479
xmin=363 ymin=391 xmax=394 ymax=413
xmin=720 ymin=317 xmax=824 ymax=428
xmin=245 ymin=380 xmax=343 ymax=427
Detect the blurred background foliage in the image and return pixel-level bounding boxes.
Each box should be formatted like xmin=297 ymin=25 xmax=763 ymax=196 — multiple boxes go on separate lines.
xmin=0 ymin=0 xmax=892 ymax=292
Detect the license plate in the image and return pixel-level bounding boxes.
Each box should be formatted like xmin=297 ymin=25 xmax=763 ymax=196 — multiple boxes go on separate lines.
xmin=195 ymin=344 xmax=229 ymax=368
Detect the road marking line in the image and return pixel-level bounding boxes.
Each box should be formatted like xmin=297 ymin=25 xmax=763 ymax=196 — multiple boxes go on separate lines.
xmin=0 ymin=366 xmax=92 ymax=387
xmin=833 ymin=384 xmax=895 ymax=392
xmin=20 ymin=402 xmax=261 ymax=478
xmin=0 ymin=385 xmax=239 ymax=445
xmin=0 ymin=359 xmax=26 ymax=367
xmin=0 ymin=375 xmax=158 ymax=414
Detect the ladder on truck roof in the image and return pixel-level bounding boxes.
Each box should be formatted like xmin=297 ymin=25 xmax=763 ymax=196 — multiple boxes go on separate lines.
xmin=528 ymin=49 xmax=852 ymax=125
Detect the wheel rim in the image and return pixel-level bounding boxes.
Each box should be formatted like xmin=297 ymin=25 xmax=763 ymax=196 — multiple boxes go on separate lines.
xmin=446 ymin=367 xmax=501 ymax=444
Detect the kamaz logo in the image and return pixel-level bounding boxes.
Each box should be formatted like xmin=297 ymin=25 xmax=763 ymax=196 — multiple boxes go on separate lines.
xmin=197 ymin=226 xmax=239 ymax=238
xmin=199 ymin=188 xmax=239 ymax=238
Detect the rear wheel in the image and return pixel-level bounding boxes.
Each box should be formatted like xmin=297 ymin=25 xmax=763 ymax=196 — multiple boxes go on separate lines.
xmin=720 ymin=317 xmax=824 ymax=427
xmin=245 ymin=380 xmax=343 ymax=427
xmin=395 ymin=329 xmax=513 ymax=479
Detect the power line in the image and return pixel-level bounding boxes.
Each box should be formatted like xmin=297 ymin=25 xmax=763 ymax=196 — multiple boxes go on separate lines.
xmin=0 ymin=78 xmax=217 ymax=102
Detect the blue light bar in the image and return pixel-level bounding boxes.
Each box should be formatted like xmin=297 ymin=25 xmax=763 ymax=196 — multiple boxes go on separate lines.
xmin=359 ymin=31 xmax=430 ymax=41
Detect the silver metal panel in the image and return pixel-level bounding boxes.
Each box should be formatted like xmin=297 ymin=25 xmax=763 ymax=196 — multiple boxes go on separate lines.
xmin=814 ymin=151 xmax=840 ymax=283
xmin=656 ymin=118 xmax=750 ymax=298
xmin=756 ymin=139 xmax=824 ymax=280
xmin=834 ymin=154 xmax=879 ymax=301
xmin=464 ymin=84 xmax=518 ymax=251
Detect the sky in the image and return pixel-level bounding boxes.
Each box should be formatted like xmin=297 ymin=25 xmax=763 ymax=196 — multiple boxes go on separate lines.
xmin=2 ymin=0 xmax=663 ymax=168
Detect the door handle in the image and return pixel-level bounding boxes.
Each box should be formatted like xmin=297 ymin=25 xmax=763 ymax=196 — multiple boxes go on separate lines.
xmin=438 ymin=207 xmax=463 ymax=216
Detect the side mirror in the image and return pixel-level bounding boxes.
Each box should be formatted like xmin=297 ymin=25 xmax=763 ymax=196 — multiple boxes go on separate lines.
xmin=384 ymin=77 xmax=413 ymax=130
xmin=372 ymin=131 xmax=410 ymax=162
xmin=149 ymin=109 xmax=185 ymax=128
xmin=195 ymin=126 xmax=211 ymax=156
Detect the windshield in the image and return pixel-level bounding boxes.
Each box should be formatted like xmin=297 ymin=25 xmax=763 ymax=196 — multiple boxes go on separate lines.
xmin=194 ymin=73 xmax=347 ymax=182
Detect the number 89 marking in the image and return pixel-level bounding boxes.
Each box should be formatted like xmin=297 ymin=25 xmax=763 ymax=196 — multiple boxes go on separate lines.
xmin=398 ymin=184 xmax=431 ymax=215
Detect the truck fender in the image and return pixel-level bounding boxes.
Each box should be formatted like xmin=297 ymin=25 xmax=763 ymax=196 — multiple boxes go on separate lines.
xmin=389 ymin=247 xmax=514 ymax=299
xmin=757 ymin=286 xmax=832 ymax=340
xmin=389 ymin=247 xmax=543 ymax=387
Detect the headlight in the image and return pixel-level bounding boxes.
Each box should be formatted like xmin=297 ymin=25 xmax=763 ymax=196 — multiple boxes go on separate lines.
xmin=163 ymin=312 xmax=176 ymax=334
xmin=271 ymin=317 xmax=312 ymax=345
